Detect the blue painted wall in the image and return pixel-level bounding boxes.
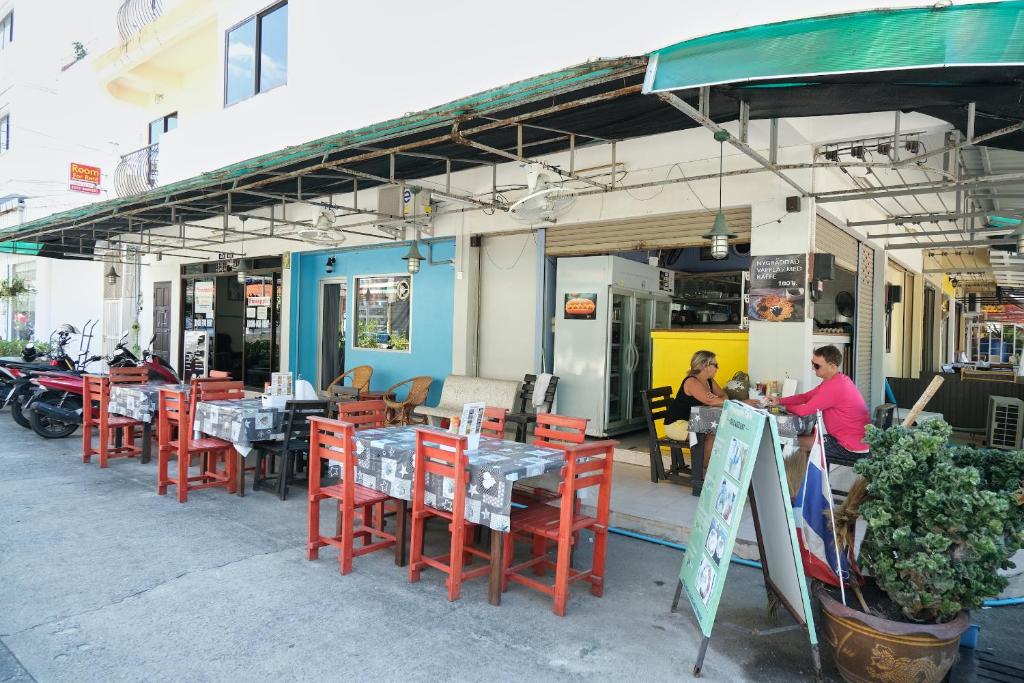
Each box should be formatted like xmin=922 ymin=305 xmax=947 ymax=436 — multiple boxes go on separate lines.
xmin=288 ymin=240 xmax=455 ymax=405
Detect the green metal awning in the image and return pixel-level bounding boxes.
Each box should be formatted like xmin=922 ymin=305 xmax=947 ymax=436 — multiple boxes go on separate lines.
xmin=644 ymin=1 xmax=1024 ymax=92
xmin=0 ymin=241 xmax=43 ymax=255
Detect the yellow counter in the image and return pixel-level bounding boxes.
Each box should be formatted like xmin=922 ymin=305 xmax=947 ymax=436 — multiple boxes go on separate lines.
xmin=650 ymin=329 xmax=749 ymax=438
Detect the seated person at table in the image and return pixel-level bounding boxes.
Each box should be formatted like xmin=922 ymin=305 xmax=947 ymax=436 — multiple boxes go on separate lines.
xmin=662 ymin=351 xmax=728 ymax=467
xmin=765 ymin=345 xmax=870 ymax=463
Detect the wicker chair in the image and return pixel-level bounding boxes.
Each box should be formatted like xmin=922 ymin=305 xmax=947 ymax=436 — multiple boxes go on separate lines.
xmin=383 ymin=376 xmax=433 ymax=425
xmin=326 ymin=365 xmax=373 ymax=395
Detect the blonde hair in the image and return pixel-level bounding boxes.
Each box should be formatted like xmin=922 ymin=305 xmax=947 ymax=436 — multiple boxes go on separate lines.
xmin=687 ymin=350 xmax=717 ymax=377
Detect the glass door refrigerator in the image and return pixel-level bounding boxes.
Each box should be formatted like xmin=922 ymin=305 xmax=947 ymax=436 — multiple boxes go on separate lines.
xmin=555 ymin=255 xmax=672 ymax=437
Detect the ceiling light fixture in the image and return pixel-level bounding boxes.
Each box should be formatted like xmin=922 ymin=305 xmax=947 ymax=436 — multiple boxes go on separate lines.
xmin=704 ymin=130 xmax=737 ymax=260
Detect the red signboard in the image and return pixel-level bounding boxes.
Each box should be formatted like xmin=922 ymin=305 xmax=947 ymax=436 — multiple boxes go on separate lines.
xmin=69 ymin=162 xmax=101 ymax=194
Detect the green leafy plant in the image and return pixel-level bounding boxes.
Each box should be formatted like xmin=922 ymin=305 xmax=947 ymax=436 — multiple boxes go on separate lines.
xmin=72 ymin=41 xmax=87 ymax=61
xmin=0 ymin=277 xmax=33 ymax=300
xmin=356 ymin=319 xmax=381 ymax=349
xmin=0 ymin=339 xmax=50 ymax=356
xmin=389 ymin=331 xmax=410 ymax=351
xmin=854 ymin=421 xmax=1024 ymax=623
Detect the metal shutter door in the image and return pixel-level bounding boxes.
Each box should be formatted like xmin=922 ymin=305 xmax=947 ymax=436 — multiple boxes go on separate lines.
xmin=855 ymin=242 xmax=874 ymax=403
xmin=815 ymin=215 xmax=858 ymax=271
xmin=544 ymin=207 xmax=751 ymax=257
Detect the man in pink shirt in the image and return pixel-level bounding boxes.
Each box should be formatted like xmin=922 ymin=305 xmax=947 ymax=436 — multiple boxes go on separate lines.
xmin=766 ymin=345 xmax=870 ymax=463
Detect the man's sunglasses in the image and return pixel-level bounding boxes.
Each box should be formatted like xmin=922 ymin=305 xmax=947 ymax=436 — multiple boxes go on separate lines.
xmin=811 ymin=361 xmax=822 ymax=370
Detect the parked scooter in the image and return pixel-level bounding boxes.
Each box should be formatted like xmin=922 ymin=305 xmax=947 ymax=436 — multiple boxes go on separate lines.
xmin=1 ymin=324 xmax=85 ymax=428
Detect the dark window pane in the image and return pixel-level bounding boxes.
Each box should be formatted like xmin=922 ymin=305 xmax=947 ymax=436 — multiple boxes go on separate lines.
xmin=1 ymin=115 xmax=10 ymax=152
xmin=148 ymin=118 xmax=162 ymax=144
xmin=258 ymin=4 xmax=287 ymax=92
xmin=225 ymin=18 xmax=256 ymax=105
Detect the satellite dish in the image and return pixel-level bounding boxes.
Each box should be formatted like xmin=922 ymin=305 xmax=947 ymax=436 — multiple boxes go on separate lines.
xmin=297 ymin=210 xmax=347 ymax=245
xmin=508 ymin=164 xmax=577 ymax=224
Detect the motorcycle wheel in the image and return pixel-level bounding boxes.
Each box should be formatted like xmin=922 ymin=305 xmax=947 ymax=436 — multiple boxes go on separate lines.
xmin=9 ymin=388 xmax=33 ymax=429
xmin=28 ymin=393 xmax=82 ymax=439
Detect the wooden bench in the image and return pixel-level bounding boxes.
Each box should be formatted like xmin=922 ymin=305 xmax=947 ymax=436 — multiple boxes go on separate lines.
xmin=413 ymin=375 xmax=521 ymax=428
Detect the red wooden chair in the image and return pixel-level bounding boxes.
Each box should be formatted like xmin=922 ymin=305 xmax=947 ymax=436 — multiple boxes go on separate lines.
xmin=209 ymin=370 xmax=232 ymax=379
xmin=156 ymin=387 xmax=236 ymax=503
xmin=481 ymin=407 xmax=508 ymax=439
xmin=502 ymin=439 xmax=616 ymax=616
xmin=335 ymin=400 xmax=388 ymax=430
xmin=82 ymin=374 xmax=145 ymax=467
xmin=513 ymin=413 xmax=589 ymax=505
xmin=306 ymin=416 xmax=398 ymax=574
xmin=194 ymin=380 xmax=245 ymax=402
xmin=408 ymin=428 xmax=491 ymax=601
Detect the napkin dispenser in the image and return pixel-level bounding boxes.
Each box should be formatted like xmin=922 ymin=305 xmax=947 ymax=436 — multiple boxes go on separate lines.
xmin=261 ymin=393 xmax=290 ymax=410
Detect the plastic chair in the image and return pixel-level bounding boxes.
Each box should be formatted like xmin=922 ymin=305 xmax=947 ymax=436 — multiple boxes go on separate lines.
xmin=82 ymin=374 xmax=144 ymax=468
xmin=383 ymin=376 xmax=432 ymax=425
xmin=325 ymin=365 xmax=373 ymax=395
xmin=156 ymin=387 xmax=236 ymax=503
xmin=408 ymin=428 xmax=491 ymax=601
xmin=502 ymin=439 xmax=616 ymax=616
xmin=306 ymin=417 xmax=398 ymax=575
xmin=253 ymin=400 xmax=328 ymax=500
xmin=481 ymin=406 xmax=508 ymax=439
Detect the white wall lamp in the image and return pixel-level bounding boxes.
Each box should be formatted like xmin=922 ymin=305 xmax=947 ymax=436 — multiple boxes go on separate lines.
xmin=105 ymin=265 xmax=120 ymax=286
xmin=704 ymin=129 xmax=737 ymax=260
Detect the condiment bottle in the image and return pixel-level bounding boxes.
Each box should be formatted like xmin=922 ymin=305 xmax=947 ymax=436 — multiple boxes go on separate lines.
xmin=449 ymin=416 xmax=461 ymax=434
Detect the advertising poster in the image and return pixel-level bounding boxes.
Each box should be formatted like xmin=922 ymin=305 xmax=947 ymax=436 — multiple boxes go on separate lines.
xmin=678 ymin=401 xmax=764 ymax=637
xmin=563 ymin=292 xmax=598 ymax=320
xmin=748 ymin=254 xmax=807 ymax=322
xmin=195 ymin=280 xmax=215 ymax=315
xmin=69 ymin=162 xmax=101 ymax=194
xmin=459 ymin=401 xmax=485 ymax=451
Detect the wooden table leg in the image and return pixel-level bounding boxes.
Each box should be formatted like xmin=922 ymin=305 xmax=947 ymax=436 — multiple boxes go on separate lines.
xmin=489 ymin=529 xmax=504 ymax=606
xmin=141 ymin=423 xmax=152 ymax=464
xmin=236 ymin=452 xmax=246 ymax=497
xmin=394 ymin=499 xmax=409 ymax=567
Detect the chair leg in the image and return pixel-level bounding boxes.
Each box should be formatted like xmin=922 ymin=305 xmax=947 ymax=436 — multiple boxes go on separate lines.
xmin=408 ymin=510 xmax=424 ymax=583
xmin=307 ymin=495 xmax=321 ymax=561
xmin=448 ymin=518 xmax=465 ymax=602
xmin=502 ymin=531 xmax=515 ymax=592
xmin=157 ymin=447 xmax=169 ymax=495
xmin=82 ymin=422 xmax=92 ymax=463
xmin=278 ymin=451 xmax=291 ymax=501
xmin=339 ymin=500 xmax=355 ymax=575
xmin=590 ymin=526 xmax=607 ymax=598
xmin=552 ymin=532 xmax=572 ymax=617
xmin=226 ymin=450 xmax=238 ymax=495
xmin=98 ymin=426 xmax=109 ymax=468
xmin=252 ymin=447 xmax=264 ymax=490
xmin=177 ymin=452 xmax=189 ymax=503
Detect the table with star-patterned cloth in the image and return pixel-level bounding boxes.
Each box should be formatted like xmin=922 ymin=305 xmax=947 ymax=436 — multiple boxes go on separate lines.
xmin=687 ymin=406 xmax=814 ymax=438
xmin=336 ymin=425 xmax=566 ymax=533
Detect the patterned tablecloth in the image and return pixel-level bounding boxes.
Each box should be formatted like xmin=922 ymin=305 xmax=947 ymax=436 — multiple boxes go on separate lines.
xmin=193 ymin=399 xmax=286 ymax=453
xmin=337 ymin=426 xmax=566 ymax=532
xmin=687 ymin=405 xmax=815 ymax=438
xmin=108 ymin=383 xmax=187 ymax=423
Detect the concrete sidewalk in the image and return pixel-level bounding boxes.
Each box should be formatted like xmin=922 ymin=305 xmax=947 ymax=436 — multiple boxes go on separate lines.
xmin=0 ymin=418 xmax=1016 ymax=682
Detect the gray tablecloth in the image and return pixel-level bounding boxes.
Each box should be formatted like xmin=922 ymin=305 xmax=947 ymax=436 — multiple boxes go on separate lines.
xmin=193 ymin=399 xmax=286 ymax=452
xmin=337 ymin=426 xmax=566 ymax=532
xmin=108 ymin=383 xmax=187 ymax=423
xmin=688 ymin=405 xmax=814 ymax=438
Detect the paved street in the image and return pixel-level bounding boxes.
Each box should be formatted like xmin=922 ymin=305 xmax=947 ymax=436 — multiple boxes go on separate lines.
xmin=0 ymin=418 xmax=1016 ymax=682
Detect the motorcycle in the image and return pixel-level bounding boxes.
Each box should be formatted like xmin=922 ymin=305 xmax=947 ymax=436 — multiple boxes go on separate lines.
xmin=25 ymin=330 xmax=168 ymax=438
xmin=1 ymin=324 xmax=84 ymax=428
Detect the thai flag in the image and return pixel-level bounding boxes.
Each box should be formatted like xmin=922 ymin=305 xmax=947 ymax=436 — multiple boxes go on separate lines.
xmin=793 ymin=415 xmax=851 ymax=601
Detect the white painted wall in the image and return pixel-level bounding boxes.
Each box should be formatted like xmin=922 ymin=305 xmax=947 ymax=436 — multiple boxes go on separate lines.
xmin=477 ymin=232 xmax=538 ymax=381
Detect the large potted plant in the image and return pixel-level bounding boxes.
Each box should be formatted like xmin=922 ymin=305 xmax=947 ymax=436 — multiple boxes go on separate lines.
xmin=817 ymin=420 xmax=1024 ymax=683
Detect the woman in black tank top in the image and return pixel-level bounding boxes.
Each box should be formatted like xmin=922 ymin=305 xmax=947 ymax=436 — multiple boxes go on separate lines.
xmin=665 ymin=350 xmax=727 ymax=426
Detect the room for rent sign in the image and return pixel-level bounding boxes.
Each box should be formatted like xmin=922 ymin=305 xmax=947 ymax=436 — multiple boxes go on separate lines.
xmin=69 ymin=162 xmax=101 ymax=194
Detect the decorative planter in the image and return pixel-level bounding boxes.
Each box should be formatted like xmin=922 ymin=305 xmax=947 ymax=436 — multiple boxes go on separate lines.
xmin=816 ymin=584 xmax=969 ymax=683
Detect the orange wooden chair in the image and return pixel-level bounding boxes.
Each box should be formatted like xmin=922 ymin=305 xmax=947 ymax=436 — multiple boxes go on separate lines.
xmin=306 ymin=416 xmax=398 ymax=574
xmin=408 ymin=428 xmax=491 ymax=601
xmin=156 ymin=387 xmax=237 ymax=503
xmin=512 ymin=413 xmax=589 ymax=505
xmin=502 ymin=439 xmax=616 ymax=616
xmin=335 ymin=400 xmax=388 ymax=430
xmin=209 ymin=370 xmax=231 ymax=379
xmin=481 ymin=407 xmax=508 ymax=439
xmin=82 ymin=374 xmax=145 ymax=467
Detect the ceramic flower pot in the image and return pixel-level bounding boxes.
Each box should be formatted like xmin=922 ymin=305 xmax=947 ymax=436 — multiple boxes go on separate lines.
xmin=815 ymin=584 xmax=969 ymax=683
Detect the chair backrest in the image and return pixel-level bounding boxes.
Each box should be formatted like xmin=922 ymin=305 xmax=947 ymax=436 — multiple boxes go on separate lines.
xmin=196 ymin=380 xmax=245 ymax=402
xmin=329 ymin=385 xmax=361 ymax=407
xmin=83 ymin=374 xmax=107 ymax=423
xmin=110 ymin=366 xmax=149 ymax=385
xmin=336 ymin=399 xmax=388 ymax=430
xmin=158 ymin=387 xmax=191 ymax=448
xmin=209 ymin=370 xmax=231 ymax=379
xmin=641 ymin=386 xmax=674 ymax=432
xmin=556 ymin=440 xmax=616 ymax=513
xmin=481 ymin=406 xmax=508 ymax=439
xmin=388 ymin=376 xmax=432 ymax=405
xmin=327 ymin=365 xmax=373 ymax=392
xmin=532 ymin=413 xmax=589 ymax=447
xmin=308 ymin=416 xmax=355 ymax=503
xmin=513 ymin=374 xmax=560 ymax=414
xmin=282 ymin=400 xmax=329 ymax=449
xmin=873 ymin=403 xmax=897 ymax=430
xmin=413 ymin=428 xmax=469 ymax=512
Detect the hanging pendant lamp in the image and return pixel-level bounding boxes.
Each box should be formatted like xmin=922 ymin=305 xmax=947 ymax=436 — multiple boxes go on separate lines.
xmin=703 ymin=130 xmax=737 ymax=260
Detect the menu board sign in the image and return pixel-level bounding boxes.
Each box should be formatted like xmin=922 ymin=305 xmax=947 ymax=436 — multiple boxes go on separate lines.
xmin=748 ymin=254 xmax=806 ymax=322
xmin=459 ymin=401 xmax=485 ymax=451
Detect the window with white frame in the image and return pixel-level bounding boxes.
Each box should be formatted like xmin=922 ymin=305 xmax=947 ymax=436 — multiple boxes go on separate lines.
xmin=11 ymin=262 xmax=35 ymax=341
xmin=0 ymin=12 xmax=13 ymax=51
xmin=0 ymin=113 xmax=9 ymax=154
xmin=353 ymin=276 xmax=411 ymax=351
xmin=224 ymin=2 xmax=287 ymax=106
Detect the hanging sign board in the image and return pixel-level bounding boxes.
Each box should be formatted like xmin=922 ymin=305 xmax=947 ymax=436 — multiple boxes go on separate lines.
xmin=748 ymin=254 xmax=807 ymax=322
xmin=183 ymin=331 xmax=208 ymax=378
xmin=674 ymin=400 xmax=820 ymax=679
xmin=69 ymin=162 xmax=101 ymax=194
xmin=459 ymin=401 xmax=485 ymax=451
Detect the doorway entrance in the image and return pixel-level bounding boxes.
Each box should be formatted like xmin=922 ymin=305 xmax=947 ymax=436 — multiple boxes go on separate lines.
xmin=179 ymin=256 xmax=282 ymax=388
xmin=317 ymin=279 xmax=347 ymax=391
xmin=152 ymin=281 xmax=172 ymax=361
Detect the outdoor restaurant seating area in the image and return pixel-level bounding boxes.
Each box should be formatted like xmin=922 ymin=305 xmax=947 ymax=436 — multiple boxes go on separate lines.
xmin=83 ymin=366 xmax=615 ymax=616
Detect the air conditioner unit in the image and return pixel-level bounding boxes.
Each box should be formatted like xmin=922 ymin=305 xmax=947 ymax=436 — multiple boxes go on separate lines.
xmin=986 ymin=396 xmax=1024 ymax=450
xmin=377 ymin=185 xmax=432 ymax=224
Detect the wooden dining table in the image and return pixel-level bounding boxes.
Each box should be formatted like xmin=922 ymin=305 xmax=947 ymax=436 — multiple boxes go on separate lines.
xmin=192 ymin=398 xmax=288 ymax=496
xmin=325 ymin=425 xmax=570 ymax=605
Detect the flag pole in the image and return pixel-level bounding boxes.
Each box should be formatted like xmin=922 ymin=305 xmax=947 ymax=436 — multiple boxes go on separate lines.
xmin=817 ymin=412 xmax=847 ymax=607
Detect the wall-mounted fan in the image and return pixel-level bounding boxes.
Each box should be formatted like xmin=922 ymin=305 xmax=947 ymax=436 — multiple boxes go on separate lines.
xmin=508 ymin=164 xmax=577 ymax=224
xmin=298 ymin=210 xmax=347 ymax=245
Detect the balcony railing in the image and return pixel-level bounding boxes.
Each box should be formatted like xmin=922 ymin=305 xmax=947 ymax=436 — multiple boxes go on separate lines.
xmin=117 ymin=0 xmax=163 ymax=42
xmin=115 ymin=143 xmax=159 ymax=197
